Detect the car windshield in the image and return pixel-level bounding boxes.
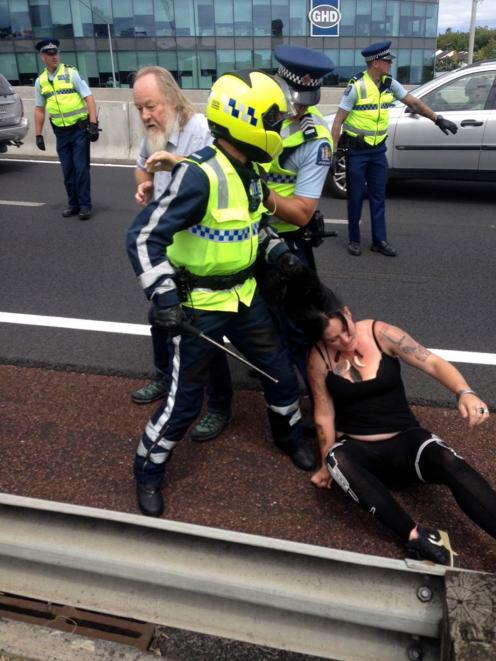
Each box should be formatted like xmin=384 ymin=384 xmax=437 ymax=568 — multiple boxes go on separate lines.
xmin=0 ymin=75 xmax=14 ymax=96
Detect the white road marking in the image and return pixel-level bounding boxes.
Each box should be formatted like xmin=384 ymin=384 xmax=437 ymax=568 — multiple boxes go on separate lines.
xmin=324 ymin=218 xmax=348 ymax=225
xmin=0 ymin=200 xmax=45 ymax=207
xmin=1 ymin=312 xmax=495 ymax=366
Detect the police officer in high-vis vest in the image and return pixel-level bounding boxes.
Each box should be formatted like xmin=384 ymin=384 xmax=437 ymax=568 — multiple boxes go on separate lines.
xmin=331 ymin=41 xmax=458 ymax=258
xmin=190 ymin=45 xmax=335 ymax=442
xmin=127 ymin=70 xmax=319 ymax=517
xmin=34 ymin=39 xmax=100 ymax=220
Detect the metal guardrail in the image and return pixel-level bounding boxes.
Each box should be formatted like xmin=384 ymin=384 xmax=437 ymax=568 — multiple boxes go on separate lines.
xmin=0 ymin=493 xmax=454 ymax=661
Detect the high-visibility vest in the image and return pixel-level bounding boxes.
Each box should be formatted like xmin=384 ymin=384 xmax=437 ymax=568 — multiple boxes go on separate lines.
xmin=265 ymin=107 xmax=332 ymax=234
xmin=342 ymin=71 xmax=395 ymax=147
xmin=167 ymin=146 xmax=264 ymax=312
xmin=38 ymin=64 xmax=88 ymax=127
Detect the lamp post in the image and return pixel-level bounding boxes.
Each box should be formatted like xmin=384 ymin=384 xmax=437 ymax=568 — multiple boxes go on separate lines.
xmin=78 ymin=0 xmax=117 ymax=87
xmin=468 ymin=0 xmax=483 ymax=64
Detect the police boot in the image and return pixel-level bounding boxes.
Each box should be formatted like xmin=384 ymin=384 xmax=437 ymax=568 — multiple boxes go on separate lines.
xmin=267 ymin=407 xmax=319 ymax=471
xmin=136 ymin=482 xmax=164 ymax=517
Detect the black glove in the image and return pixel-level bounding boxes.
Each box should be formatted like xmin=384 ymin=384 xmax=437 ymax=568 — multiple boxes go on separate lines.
xmin=277 ymin=252 xmax=307 ymax=282
xmin=261 ymin=180 xmax=271 ymax=203
xmin=150 ymin=304 xmax=186 ymax=336
xmin=35 ymin=135 xmax=46 ymax=151
xmin=435 ymin=115 xmax=457 ymax=135
xmin=87 ymin=121 xmax=100 ymax=142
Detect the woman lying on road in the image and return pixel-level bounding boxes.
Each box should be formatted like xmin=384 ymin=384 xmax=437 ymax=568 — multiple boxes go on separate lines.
xmin=303 ymin=286 xmax=495 ymax=567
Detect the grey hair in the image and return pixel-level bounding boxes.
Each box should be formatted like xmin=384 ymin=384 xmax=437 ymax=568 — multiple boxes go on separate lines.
xmin=134 ymin=66 xmax=195 ymax=129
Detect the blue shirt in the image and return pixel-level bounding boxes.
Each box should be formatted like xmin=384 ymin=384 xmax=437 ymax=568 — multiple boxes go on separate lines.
xmin=282 ymin=138 xmax=332 ymax=199
xmin=339 ymin=76 xmax=408 ymax=112
xmin=35 ymin=65 xmax=92 ymax=107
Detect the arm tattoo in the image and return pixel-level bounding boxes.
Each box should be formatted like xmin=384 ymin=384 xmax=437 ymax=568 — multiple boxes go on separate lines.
xmin=379 ymin=329 xmax=431 ymax=362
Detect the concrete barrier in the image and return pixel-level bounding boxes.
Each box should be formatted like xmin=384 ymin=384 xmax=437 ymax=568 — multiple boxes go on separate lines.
xmin=9 ymin=86 xmax=342 ymax=163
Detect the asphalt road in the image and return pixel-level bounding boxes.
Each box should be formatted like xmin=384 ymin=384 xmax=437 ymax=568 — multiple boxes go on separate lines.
xmin=0 ymin=158 xmax=495 ymax=406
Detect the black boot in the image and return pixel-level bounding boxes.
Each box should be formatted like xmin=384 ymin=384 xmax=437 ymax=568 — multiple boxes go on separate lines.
xmin=136 ymin=483 xmax=164 ymax=517
xmin=275 ymin=439 xmax=319 ymax=471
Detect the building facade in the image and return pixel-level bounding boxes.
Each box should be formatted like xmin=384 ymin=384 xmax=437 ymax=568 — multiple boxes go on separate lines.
xmin=0 ymin=0 xmax=439 ymax=87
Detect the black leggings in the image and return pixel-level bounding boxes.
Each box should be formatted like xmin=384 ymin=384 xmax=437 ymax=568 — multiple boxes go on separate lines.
xmin=326 ymin=427 xmax=496 ymax=540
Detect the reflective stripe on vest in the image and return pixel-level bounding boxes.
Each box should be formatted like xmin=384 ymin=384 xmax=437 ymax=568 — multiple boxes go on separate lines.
xmin=266 ymin=106 xmax=332 ymax=234
xmin=343 ymin=71 xmax=394 ymax=147
xmin=167 ymin=148 xmax=263 ymax=312
xmin=39 ymin=65 xmax=88 ymax=127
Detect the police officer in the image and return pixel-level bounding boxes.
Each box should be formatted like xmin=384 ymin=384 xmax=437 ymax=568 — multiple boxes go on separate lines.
xmin=331 ymin=41 xmax=458 ymax=257
xmin=127 ymin=70 xmax=319 ymax=517
xmin=190 ymin=46 xmax=335 ymax=440
xmin=34 ymin=39 xmax=99 ymax=220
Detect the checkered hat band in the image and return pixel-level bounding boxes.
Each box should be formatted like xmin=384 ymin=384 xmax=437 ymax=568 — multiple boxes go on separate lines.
xmin=364 ymin=49 xmax=390 ymax=62
xmin=277 ymin=65 xmax=322 ymax=88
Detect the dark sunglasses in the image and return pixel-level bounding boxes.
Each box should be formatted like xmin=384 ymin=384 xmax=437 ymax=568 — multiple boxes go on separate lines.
xmin=43 ymin=49 xmax=59 ymax=55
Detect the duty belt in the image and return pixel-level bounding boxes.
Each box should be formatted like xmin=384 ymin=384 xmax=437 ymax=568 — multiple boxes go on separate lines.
xmin=173 ymin=264 xmax=254 ymax=299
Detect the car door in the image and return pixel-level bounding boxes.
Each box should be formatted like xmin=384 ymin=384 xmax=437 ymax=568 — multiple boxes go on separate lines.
xmin=479 ymin=76 xmax=496 ymax=174
xmin=390 ymin=70 xmax=496 ymax=174
xmin=0 ymin=74 xmax=20 ymax=131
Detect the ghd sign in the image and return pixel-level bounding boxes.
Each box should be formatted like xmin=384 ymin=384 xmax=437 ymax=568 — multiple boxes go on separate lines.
xmin=309 ymin=1 xmax=341 ymax=36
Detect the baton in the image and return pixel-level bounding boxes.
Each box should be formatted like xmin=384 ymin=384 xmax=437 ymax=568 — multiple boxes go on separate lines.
xmin=179 ymin=320 xmax=279 ymax=384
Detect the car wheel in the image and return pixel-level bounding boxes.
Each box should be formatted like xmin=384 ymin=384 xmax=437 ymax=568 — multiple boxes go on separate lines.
xmin=326 ymin=152 xmax=347 ymax=198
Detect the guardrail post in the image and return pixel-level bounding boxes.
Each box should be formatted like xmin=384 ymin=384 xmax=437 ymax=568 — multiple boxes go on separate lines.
xmin=441 ymin=570 xmax=496 ymax=659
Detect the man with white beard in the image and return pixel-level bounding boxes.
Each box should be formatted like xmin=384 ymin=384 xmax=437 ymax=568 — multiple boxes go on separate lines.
xmin=133 ymin=66 xmax=213 ymax=207
xmin=131 ymin=66 xmax=219 ymax=405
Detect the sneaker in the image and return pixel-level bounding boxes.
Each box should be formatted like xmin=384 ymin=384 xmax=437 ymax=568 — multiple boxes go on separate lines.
xmin=191 ymin=410 xmax=232 ymax=442
xmin=79 ymin=207 xmax=92 ymax=220
xmin=131 ymin=376 xmax=169 ymax=405
xmin=348 ymin=242 xmax=362 ymax=256
xmin=406 ymin=527 xmax=460 ymax=567
xmin=370 ymin=240 xmax=397 ymax=257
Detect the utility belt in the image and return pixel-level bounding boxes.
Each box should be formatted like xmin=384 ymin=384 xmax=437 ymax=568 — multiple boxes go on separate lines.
xmin=277 ymin=210 xmax=326 ymax=248
xmin=50 ymin=116 xmax=89 ymax=132
xmin=340 ymin=133 xmax=386 ymax=151
xmin=172 ymin=264 xmax=254 ymax=301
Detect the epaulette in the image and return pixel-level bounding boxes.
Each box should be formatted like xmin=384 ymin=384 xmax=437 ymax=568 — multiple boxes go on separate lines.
xmin=299 ymin=114 xmax=318 ymax=141
xmin=348 ymin=71 xmax=364 ymax=83
xmin=187 ymin=146 xmax=216 ymax=164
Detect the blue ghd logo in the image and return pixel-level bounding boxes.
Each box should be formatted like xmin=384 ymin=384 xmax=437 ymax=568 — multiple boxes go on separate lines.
xmin=308 ymin=1 xmax=341 ymax=36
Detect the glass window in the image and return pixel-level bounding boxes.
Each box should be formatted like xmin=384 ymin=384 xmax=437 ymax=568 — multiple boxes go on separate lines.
xmin=422 ymin=72 xmax=496 ymax=111
xmin=234 ymin=0 xmax=251 ymax=36
xmin=0 ymin=0 xmax=12 ymax=38
xmin=174 ymin=0 xmax=195 ymax=36
xmin=137 ymin=51 xmax=157 ymax=67
xmin=425 ymin=2 xmax=437 ymax=38
xmin=196 ymin=0 xmax=214 ymax=36
xmin=385 ymin=0 xmax=400 ymax=36
xmin=134 ymin=0 xmax=155 ymax=37
xmin=215 ymin=0 xmax=233 ymax=36
xmin=253 ymin=49 xmax=271 ymax=71
xmin=422 ymin=48 xmax=434 ymax=83
xmin=411 ymin=3 xmax=425 ymax=38
xmin=289 ymin=0 xmax=306 ymax=36
xmin=338 ymin=49 xmax=355 ymax=83
xmin=216 ymin=49 xmax=235 ymax=75
xmin=396 ymin=48 xmax=410 ymax=83
xmin=17 ymin=51 xmax=38 ymax=85
xmin=0 ymin=53 xmax=18 ymax=82
xmin=356 ymin=0 xmax=371 ymax=36
xmin=399 ymin=1 xmax=413 ymax=37
xmin=92 ymin=0 xmax=113 ymax=38
xmin=70 ymin=0 xmax=92 ymax=37
xmin=97 ymin=50 xmax=116 ymax=86
xmin=272 ymin=0 xmax=288 ymax=37
xmin=50 ymin=0 xmax=73 ymax=37
xmin=235 ymin=49 xmax=252 ymax=69
xmin=157 ymin=51 xmax=178 ymax=80
xmin=253 ymin=0 xmax=270 ymax=36
xmin=339 ymin=0 xmax=356 ymax=37
xmin=178 ymin=50 xmax=197 ymax=88
xmin=113 ymin=0 xmax=133 ymax=37
xmin=371 ymin=0 xmax=386 ymax=36
xmin=154 ymin=0 xmax=175 ymax=36
xmin=76 ymin=51 xmax=99 ymax=87
xmin=28 ymin=0 xmax=51 ymax=39
xmin=198 ymin=50 xmax=215 ymax=86
xmin=10 ymin=0 xmax=32 ymax=38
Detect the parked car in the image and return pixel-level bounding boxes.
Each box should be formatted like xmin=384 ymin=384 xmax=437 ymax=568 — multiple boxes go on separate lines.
xmin=325 ymin=60 xmax=496 ymax=198
xmin=0 ymin=73 xmax=29 ymax=153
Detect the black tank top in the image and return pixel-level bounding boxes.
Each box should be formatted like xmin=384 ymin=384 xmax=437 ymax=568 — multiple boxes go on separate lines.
xmin=316 ymin=321 xmax=418 ymax=435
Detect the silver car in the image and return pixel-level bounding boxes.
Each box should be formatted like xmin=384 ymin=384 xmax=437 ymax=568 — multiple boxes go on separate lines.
xmin=326 ymin=60 xmax=496 ymax=198
xmin=0 ymin=73 xmax=29 ymax=153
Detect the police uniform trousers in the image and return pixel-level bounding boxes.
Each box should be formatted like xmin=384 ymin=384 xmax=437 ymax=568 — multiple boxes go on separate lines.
xmin=345 ymin=142 xmax=388 ymax=245
xmin=53 ymin=121 xmax=92 ymax=210
xmin=134 ymin=288 xmax=303 ymax=487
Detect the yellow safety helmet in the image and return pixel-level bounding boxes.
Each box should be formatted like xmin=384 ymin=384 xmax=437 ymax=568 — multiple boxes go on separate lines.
xmin=206 ymin=70 xmax=294 ymax=163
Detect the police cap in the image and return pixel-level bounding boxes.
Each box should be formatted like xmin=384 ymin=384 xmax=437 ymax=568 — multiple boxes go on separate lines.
xmin=361 ymin=41 xmax=395 ymax=63
xmin=35 ymin=39 xmax=60 ymax=54
xmin=274 ymin=44 xmax=335 ymax=106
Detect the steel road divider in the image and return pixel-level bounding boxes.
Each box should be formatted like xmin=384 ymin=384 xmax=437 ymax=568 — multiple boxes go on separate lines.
xmin=0 ymin=493 xmax=458 ymax=660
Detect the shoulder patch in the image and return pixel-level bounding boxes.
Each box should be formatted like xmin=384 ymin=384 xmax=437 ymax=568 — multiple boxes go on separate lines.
xmin=186 ymin=145 xmax=216 ymax=164
xmin=316 ymin=142 xmax=332 ymax=166
xmin=343 ymin=84 xmax=353 ymax=97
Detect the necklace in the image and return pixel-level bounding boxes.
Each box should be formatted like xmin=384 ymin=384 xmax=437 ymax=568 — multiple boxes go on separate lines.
xmin=334 ymin=350 xmax=365 ymax=382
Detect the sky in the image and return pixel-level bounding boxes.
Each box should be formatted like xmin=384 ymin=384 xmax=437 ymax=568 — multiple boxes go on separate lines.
xmin=438 ymin=0 xmax=496 ymax=33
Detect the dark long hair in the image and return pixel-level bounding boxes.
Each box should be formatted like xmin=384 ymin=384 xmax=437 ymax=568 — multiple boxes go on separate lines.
xmin=294 ymin=282 xmax=348 ymax=345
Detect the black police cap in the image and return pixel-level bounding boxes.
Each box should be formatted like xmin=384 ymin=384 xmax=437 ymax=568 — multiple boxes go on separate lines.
xmin=35 ymin=39 xmax=60 ymax=53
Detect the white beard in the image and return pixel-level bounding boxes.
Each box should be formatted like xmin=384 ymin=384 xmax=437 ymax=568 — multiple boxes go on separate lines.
xmin=143 ymin=117 xmax=178 ymax=155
